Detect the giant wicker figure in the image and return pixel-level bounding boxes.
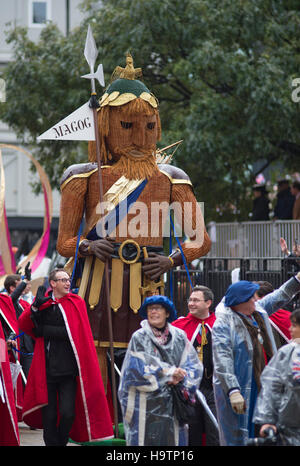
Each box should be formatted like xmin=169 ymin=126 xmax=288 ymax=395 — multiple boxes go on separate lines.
xmin=57 ymin=54 xmax=211 ymax=358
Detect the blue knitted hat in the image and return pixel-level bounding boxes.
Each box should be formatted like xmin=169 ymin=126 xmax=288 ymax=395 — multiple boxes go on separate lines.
xmin=139 ymin=295 xmax=177 ymax=322
xmin=225 ymin=281 xmax=259 ymax=307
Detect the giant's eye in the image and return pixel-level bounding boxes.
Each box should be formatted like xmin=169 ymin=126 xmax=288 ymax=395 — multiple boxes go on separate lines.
xmin=147 ymin=122 xmax=156 ymax=130
xmin=121 ymin=121 xmax=132 ymax=129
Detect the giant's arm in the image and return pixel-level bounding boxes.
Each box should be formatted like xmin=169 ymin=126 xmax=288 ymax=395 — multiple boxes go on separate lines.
xmin=142 ymin=182 xmax=211 ymax=280
xmin=56 ymin=177 xmax=88 ymax=258
xmin=170 ymin=183 xmax=211 ymax=265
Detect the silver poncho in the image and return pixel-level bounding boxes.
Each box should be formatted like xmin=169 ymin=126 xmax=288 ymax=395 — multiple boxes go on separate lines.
xmin=212 ymin=276 xmax=300 ymax=446
xmin=118 ymin=319 xmax=202 ymax=446
xmin=253 ymin=339 xmax=300 ymax=446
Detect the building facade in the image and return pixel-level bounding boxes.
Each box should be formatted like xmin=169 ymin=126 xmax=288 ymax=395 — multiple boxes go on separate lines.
xmin=0 ymin=0 xmax=85 ymax=263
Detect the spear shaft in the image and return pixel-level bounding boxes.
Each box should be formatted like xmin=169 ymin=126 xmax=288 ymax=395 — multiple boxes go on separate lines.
xmin=84 ymin=24 xmax=119 ymax=438
xmin=90 ymin=99 xmax=120 ymax=439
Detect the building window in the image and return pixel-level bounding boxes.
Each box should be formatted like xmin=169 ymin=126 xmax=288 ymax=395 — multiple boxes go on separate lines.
xmin=29 ymin=1 xmax=51 ymax=27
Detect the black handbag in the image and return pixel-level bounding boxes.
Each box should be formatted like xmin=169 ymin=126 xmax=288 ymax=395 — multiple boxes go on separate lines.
xmin=171 ymin=383 xmax=196 ymax=426
xmin=153 ymin=342 xmax=197 ymax=425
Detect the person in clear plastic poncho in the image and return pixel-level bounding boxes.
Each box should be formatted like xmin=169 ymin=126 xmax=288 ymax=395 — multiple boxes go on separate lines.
xmin=118 ymin=295 xmax=203 ymax=446
xmin=253 ymin=309 xmax=300 ymax=446
xmin=212 ymin=274 xmax=300 ymax=446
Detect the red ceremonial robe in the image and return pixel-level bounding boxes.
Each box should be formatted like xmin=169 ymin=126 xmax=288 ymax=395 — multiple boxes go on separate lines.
xmin=269 ymin=309 xmax=291 ymax=342
xmin=0 ymin=323 xmax=20 ymax=446
xmin=18 ymin=292 xmax=114 ymax=443
xmin=172 ymin=312 xmax=216 ymax=447
xmin=172 ymin=312 xmax=216 ymax=344
xmin=0 ymin=293 xmax=23 ymax=419
xmin=19 ymin=298 xmax=31 ymax=314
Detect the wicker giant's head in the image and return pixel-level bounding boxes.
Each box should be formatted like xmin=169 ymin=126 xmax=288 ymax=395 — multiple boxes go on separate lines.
xmin=88 ymin=53 xmax=161 ymax=180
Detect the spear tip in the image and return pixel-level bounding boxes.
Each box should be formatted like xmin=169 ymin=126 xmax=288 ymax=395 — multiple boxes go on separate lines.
xmin=84 ymin=24 xmax=98 ymax=70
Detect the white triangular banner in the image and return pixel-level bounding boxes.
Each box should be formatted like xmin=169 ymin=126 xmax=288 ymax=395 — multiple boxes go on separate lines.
xmin=37 ymin=102 xmax=95 ymax=141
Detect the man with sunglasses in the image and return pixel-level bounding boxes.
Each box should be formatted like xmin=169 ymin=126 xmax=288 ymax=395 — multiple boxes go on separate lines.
xmin=18 ymin=268 xmax=113 ymax=446
xmin=172 ymin=285 xmax=219 ymax=446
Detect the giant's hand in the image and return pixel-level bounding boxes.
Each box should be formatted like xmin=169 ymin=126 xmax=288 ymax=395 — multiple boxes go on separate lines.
xmin=86 ymin=238 xmax=114 ymax=262
xmin=142 ymin=253 xmax=173 ymax=280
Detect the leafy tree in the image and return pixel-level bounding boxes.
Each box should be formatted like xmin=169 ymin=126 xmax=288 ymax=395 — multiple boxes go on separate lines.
xmin=1 ymin=0 xmax=300 ymax=222
xmin=0 ymin=24 xmax=88 ymax=190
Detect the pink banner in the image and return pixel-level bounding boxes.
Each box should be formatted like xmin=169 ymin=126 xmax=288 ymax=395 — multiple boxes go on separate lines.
xmin=4 ymin=205 xmax=16 ymax=271
xmin=30 ymin=185 xmax=51 ymax=273
xmin=0 ymin=338 xmax=7 ymax=362
xmin=0 ymin=205 xmax=16 ymax=275
xmin=0 ymin=144 xmax=53 ymax=278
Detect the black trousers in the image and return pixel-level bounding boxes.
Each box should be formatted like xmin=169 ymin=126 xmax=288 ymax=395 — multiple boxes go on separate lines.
xmin=20 ymin=353 xmax=33 ymax=380
xmin=42 ymin=375 xmax=77 ymax=446
xmin=188 ymin=387 xmax=220 ymax=446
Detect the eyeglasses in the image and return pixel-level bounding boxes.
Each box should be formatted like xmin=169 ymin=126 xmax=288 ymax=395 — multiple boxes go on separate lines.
xmin=187 ymin=298 xmax=207 ymax=304
xmin=147 ymin=306 xmax=165 ymax=312
xmin=54 ymin=278 xmax=71 ymax=283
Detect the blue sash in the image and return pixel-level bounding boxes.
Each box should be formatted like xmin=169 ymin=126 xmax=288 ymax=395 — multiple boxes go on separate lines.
xmin=89 ymin=178 xmax=148 ymax=239
xmin=71 ymin=178 xmax=148 ymax=288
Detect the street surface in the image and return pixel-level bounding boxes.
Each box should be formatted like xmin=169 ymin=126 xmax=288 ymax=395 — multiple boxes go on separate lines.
xmin=18 ymin=422 xmax=78 ymax=446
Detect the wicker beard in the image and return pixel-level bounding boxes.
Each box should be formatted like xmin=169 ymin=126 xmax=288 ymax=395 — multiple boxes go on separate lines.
xmin=110 ymin=147 xmax=159 ymax=180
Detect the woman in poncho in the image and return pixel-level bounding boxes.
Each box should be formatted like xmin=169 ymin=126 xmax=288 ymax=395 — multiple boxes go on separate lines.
xmin=118 ymin=295 xmax=202 ymax=446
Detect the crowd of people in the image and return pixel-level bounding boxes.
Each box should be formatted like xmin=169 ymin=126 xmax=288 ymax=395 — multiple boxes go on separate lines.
xmin=118 ymin=274 xmax=300 ymax=446
xmin=1 ymin=258 xmax=300 ymax=446
xmin=251 ymin=179 xmax=300 ymax=221
xmin=2 ymin=45 xmax=300 ymax=448
xmin=0 ymin=264 xmax=113 ymax=446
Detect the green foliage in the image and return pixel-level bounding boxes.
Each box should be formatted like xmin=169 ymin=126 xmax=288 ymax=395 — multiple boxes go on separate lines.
xmin=0 ymin=24 xmax=88 ymax=192
xmin=1 ymin=1 xmax=300 ymax=220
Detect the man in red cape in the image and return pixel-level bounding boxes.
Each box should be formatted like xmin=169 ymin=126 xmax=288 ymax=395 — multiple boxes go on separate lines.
xmin=172 ymin=285 xmax=218 ymax=446
xmin=0 ymin=321 xmax=20 ymax=446
xmin=18 ymin=268 xmax=114 ymax=445
xmin=0 ymin=293 xmax=23 ymax=420
xmin=255 ymin=281 xmax=291 ymax=346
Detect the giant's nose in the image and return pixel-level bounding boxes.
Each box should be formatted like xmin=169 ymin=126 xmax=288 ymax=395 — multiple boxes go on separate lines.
xmin=132 ymin=120 xmax=146 ymax=147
